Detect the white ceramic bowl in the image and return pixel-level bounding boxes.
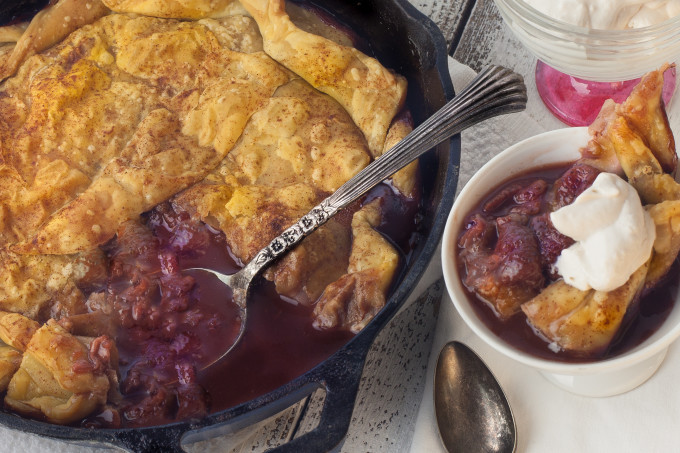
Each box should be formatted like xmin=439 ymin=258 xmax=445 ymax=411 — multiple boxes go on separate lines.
xmin=442 ymin=127 xmax=680 ymax=397
xmin=493 ymin=0 xmax=680 ymax=82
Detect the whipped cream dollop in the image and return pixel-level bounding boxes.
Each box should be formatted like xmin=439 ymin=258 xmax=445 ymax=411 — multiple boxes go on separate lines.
xmin=550 ymin=172 xmax=656 ymax=292
xmin=523 ymin=0 xmax=680 ymax=29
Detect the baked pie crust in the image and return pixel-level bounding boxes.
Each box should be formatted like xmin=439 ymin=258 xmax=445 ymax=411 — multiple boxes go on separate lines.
xmin=0 ymin=0 xmax=415 ymax=424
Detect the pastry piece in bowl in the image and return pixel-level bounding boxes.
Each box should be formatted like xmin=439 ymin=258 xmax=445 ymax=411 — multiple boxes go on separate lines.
xmin=459 ymin=66 xmax=680 ymax=357
xmin=444 ymin=66 xmax=680 ymax=396
xmin=450 ymin=65 xmax=680 ymax=363
xmin=521 ymin=67 xmax=680 ymax=356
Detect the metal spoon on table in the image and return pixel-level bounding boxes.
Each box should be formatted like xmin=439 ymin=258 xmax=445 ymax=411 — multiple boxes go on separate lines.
xmin=190 ymin=65 xmax=528 ymax=367
xmin=434 ymin=341 xmax=516 ymax=453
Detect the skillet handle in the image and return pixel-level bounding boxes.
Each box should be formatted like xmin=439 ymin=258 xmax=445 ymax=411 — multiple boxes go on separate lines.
xmin=110 ymin=351 xmax=367 ymax=453
xmin=111 ymin=425 xmax=188 ymax=453
xmin=267 ymin=336 xmax=373 ymax=453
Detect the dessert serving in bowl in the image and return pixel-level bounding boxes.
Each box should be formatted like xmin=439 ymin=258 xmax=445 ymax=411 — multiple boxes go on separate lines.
xmin=0 ymin=0 xmax=461 ymax=451
xmin=493 ymin=0 xmax=680 ymax=126
xmin=442 ymin=67 xmax=680 ymax=397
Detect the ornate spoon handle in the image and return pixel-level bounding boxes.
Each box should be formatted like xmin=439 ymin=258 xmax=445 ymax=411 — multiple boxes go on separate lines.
xmin=242 ymin=65 xmax=527 ymax=282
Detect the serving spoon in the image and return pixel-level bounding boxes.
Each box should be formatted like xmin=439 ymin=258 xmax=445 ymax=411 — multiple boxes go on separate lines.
xmin=190 ymin=65 xmax=528 ymax=366
xmin=434 ymin=341 xmax=516 ymax=453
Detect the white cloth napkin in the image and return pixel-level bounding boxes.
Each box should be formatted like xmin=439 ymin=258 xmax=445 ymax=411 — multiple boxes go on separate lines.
xmin=408 ymin=57 xmax=680 ymax=453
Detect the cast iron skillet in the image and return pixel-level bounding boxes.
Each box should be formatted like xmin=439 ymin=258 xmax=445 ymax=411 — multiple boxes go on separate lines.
xmin=0 ymin=0 xmax=459 ymax=451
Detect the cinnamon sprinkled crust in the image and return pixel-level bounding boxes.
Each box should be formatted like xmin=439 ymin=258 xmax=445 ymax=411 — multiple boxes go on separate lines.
xmin=239 ymin=0 xmax=408 ymax=157
xmin=0 ymin=0 xmax=414 ymax=424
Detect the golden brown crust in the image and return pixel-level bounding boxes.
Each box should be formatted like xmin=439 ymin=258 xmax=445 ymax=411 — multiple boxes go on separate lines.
xmin=0 ymin=312 xmax=39 ymax=351
xmin=0 ymin=13 xmax=290 ymax=255
xmin=239 ymin=0 xmax=407 ymax=156
xmin=313 ymin=199 xmax=399 ymax=332
xmin=103 ymin=0 xmax=245 ymax=19
xmin=0 ymin=0 xmax=110 ymax=81
xmin=0 ymin=346 xmax=22 ymax=392
xmin=0 ymin=248 xmax=105 ymax=320
xmin=619 ymin=64 xmax=677 ymax=175
xmin=522 ymin=262 xmax=649 ymax=355
xmin=384 ymin=113 xmax=418 ymax=197
xmin=174 ymin=78 xmax=373 ymax=264
xmin=264 ymin=219 xmax=351 ymax=305
xmin=645 ymin=201 xmax=680 ymax=290
xmin=581 ymin=65 xmax=677 ymax=178
xmin=5 ymin=321 xmax=110 ymax=424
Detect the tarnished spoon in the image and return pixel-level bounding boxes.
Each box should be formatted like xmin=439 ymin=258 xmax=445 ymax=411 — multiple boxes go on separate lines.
xmin=190 ymin=66 xmax=527 ymax=366
xmin=434 ymin=341 xmax=516 ymax=453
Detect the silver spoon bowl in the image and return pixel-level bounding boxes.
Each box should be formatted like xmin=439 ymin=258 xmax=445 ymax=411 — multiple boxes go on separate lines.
xmin=435 ymin=341 xmax=517 ymax=453
xmin=189 ymin=66 xmax=527 ymax=366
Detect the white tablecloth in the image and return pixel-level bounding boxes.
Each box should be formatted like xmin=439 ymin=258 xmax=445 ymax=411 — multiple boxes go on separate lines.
xmin=409 ymin=57 xmax=680 ymax=453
